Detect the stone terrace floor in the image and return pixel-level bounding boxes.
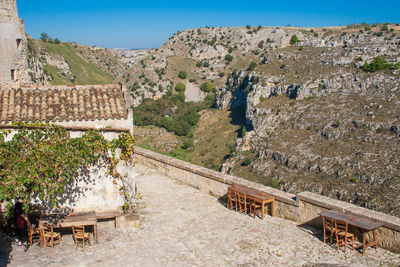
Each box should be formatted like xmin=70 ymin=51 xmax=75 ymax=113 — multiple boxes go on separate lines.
xmin=2 ymin=164 xmax=400 ymax=266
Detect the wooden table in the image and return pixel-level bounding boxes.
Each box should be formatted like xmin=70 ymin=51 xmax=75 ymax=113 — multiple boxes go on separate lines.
xmin=229 ymin=185 xmax=275 ymax=219
xmin=40 ymin=211 xmax=98 ymax=244
xmin=319 ymin=210 xmax=383 ymax=254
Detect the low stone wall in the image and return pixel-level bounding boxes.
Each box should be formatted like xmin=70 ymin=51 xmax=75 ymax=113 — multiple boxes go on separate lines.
xmin=134 ymin=147 xmax=400 ymax=252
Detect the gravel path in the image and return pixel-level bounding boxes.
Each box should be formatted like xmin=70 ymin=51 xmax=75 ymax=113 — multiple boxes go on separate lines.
xmin=3 ymin=164 xmax=400 ymax=266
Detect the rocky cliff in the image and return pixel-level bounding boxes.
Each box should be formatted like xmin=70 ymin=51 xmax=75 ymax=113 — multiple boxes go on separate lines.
xmin=211 ymin=25 xmax=400 ymax=216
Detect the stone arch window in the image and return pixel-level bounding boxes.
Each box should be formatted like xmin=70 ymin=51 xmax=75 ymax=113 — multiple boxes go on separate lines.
xmin=11 ymin=69 xmax=16 ymax=81
xmin=16 ymin=39 xmax=22 ymax=49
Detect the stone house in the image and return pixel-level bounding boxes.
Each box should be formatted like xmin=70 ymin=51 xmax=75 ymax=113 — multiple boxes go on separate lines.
xmin=0 ymin=0 xmax=30 ymax=87
xmin=0 ymin=83 xmax=136 ymax=214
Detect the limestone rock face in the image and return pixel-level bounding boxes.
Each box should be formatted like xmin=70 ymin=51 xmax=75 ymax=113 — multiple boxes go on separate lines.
xmin=212 ymin=26 xmax=400 ymax=216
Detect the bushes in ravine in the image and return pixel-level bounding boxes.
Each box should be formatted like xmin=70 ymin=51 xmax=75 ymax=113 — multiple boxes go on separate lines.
xmin=178 ymin=70 xmax=187 ymax=79
xmin=200 ymin=82 xmax=215 ymax=93
xmin=175 ymin=82 xmax=186 ymax=92
xmin=133 ymin=92 xmax=213 ymax=136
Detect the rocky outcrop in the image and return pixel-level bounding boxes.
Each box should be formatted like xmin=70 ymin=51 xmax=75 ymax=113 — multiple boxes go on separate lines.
xmin=214 ymin=25 xmax=400 ymax=216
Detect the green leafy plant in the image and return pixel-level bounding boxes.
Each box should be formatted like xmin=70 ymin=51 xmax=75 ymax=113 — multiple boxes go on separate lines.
xmin=0 ymin=124 xmax=135 ymax=218
xmin=289 ymin=34 xmax=300 ymax=45
xmin=362 ymin=56 xmax=399 ymax=72
xmin=241 ymin=158 xmax=251 ymax=166
xmin=200 ymin=82 xmax=215 ymax=93
xmin=248 ymin=61 xmax=257 ymax=71
xmin=225 ymin=54 xmax=233 ymax=62
xmin=175 ymin=82 xmax=186 ymax=92
xmin=178 ymin=70 xmax=187 ymax=79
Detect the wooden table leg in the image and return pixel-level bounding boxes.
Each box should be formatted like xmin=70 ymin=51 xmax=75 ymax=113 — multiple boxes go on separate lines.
xmin=362 ymin=232 xmax=367 ymax=254
xmin=94 ymin=223 xmax=98 ymax=243
xmin=271 ymin=199 xmax=275 ymax=217
xmin=261 ymin=202 xmax=265 ymax=219
xmin=322 ymin=217 xmax=326 ymax=243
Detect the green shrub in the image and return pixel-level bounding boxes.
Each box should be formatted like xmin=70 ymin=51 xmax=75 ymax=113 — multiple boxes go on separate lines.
xmin=259 ymin=95 xmax=266 ymax=103
xmin=351 ymin=177 xmax=358 ymax=183
xmin=203 ymin=61 xmax=210 ymax=68
xmin=241 ymin=158 xmax=251 ymax=166
xmin=270 ymin=178 xmax=279 ymax=189
xmin=219 ymin=72 xmax=225 ymax=78
xmin=225 ymin=54 xmax=233 ymax=61
xmin=381 ymin=24 xmax=389 ymax=32
xmin=175 ymin=82 xmax=186 ymax=92
xmin=289 ymin=34 xmax=300 ymax=45
xmin=181 ymin=139 xmax=193 ymax=149
xmin=178 ymin=70 xmax=187 ymax=79
xmin=200 ymin=82 xmax=214 ymax=92
xmin=245 ymin=25 xmax=251 ymax=29
xmin=248 ymin=61 xmax=257 ymax=71
xmin=363 ymin=56 xmax=399 ymax=72
xmin=241 ymin=126 xmax=246 ymax=138
xmin=298 ymin=45 xmax=304 ymax=51
xmin=332 ymin=121 xmax=341 ymax=128
xmin=40 ymin=32 xmax=50 ymax=42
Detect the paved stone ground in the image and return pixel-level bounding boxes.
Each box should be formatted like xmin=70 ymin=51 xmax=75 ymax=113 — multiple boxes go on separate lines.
xmin=2 ymin=164 xmax=400 ymax=266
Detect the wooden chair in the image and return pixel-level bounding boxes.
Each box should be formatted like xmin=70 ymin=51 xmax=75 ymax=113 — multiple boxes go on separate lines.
xmin=227 ymin=188 xmax=238 ymax=211
xmin=237 ymin=192 xmax=248 ymax=214
xmin=322 ymin=216 xmax=336 ymax=244
xmin=41 ymin=223 xmax=61 ymax=248
xmin=25 ymin=218 xmax=40 ymax=246
xmin=335 ymin=220 xmax=354 ymax=252
xmin=248 ymin=197 xmax=262 ymax=219
xmin=72 ymin=225 xmax=91 ymax=249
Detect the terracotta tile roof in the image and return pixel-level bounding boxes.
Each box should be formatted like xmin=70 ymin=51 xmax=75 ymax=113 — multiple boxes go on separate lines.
xmin=0 ymin=84 xmax=129 ymax=124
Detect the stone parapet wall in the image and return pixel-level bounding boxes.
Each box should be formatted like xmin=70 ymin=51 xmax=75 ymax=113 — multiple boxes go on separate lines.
xmin=134 ymin=146 xmax=400 ymax=252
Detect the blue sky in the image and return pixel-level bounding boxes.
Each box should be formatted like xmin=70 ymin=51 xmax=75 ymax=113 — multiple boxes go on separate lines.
xmin=18 ymin=0 xmax=400 ymax=49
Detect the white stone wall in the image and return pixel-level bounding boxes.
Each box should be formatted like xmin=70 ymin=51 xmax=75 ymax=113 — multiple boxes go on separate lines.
xmin=61 ymin=165 xmax=125 ymax=213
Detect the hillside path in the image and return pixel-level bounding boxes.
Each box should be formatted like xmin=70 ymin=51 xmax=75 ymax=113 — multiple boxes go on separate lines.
xmin=4 ymin=164 xmax=400 ymax=266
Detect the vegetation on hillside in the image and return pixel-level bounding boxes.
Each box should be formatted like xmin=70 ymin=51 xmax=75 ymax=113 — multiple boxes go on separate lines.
xmin=133 ymin=92 xmax=214 ymax=136
xmin=362 ymin=56 xmax=399 ymax=72
xmin=28 ymin=39 xmax=115 ymax=85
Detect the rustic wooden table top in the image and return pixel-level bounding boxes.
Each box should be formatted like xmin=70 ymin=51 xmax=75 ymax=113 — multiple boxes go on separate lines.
xmin=319 ymin=210 xmax=383 ymax=231
xmin=41 ymin=211 xmax=97 ymax=227
xmin=230 ymin=185 xmax=274 ymax=201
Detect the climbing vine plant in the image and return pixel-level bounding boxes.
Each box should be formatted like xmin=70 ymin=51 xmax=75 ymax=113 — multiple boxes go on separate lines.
xmin=0 ymin=123 xmax=135 ymax=218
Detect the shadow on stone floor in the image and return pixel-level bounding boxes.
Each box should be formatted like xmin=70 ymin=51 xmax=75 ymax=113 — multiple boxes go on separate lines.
xmin=0 ymin=230 xmax=21 ymax=266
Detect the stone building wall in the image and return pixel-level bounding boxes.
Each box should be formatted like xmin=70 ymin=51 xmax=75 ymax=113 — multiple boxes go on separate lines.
xmin=0 ymin=0 xmax=30 ymax=87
